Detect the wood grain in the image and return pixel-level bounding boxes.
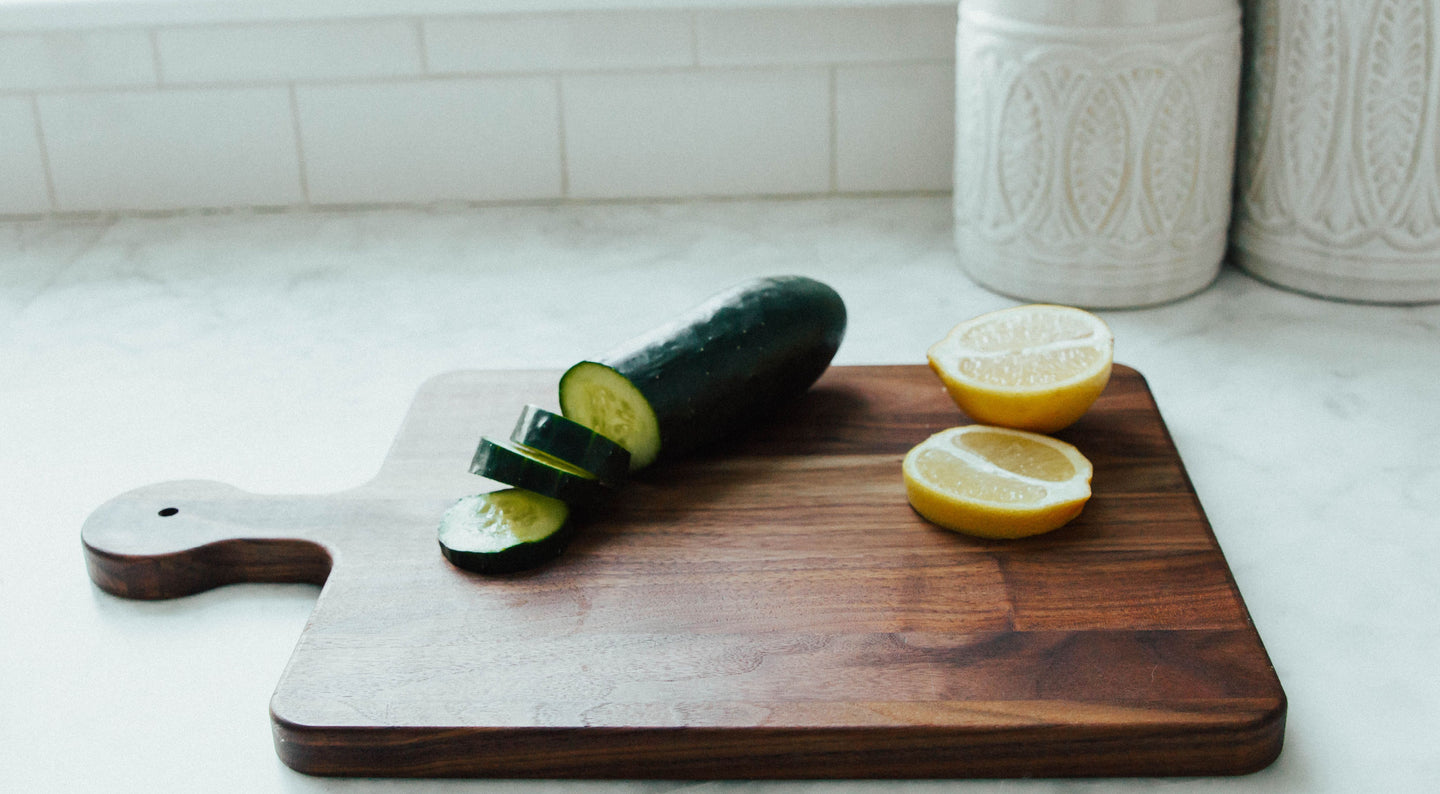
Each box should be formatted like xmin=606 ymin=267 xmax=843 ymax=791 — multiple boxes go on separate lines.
xmin=81 ymin=365 xmax=1285 ymax=778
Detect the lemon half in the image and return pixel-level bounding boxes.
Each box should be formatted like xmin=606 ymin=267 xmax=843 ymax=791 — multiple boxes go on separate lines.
xmin=926 ymin=304 xmax=1113 ymax=433
xmin=902 ymin=425 xmax=1093 ymax=539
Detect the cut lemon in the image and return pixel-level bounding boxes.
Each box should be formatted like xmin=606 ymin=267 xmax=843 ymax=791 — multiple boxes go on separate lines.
xmin=926 ymin=304 xmax=1113 ymax=433
xmin=902 ymin=425 xmax=1093 ymax=539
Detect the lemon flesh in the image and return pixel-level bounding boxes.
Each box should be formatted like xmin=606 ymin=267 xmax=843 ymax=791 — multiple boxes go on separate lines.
xmin=927 ymin=304 xmax=1114 ymax=433
xmin=902 ymin=425 xmax=1093 ymax=539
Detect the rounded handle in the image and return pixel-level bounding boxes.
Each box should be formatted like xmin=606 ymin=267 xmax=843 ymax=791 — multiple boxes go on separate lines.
xmin=82 ymin=480 xmax=334 ymax=600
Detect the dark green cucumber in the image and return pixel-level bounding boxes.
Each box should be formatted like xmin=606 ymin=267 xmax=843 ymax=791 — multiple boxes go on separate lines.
xmin=469 ymin=436 xmax=612 ymax=507
xmin=510 ymin=404 xmax=630 ymax=485
xmin=559 ymin=275 xmax=846 ymax=470
xmin=437 ymin=489 xmax=573 ymax=574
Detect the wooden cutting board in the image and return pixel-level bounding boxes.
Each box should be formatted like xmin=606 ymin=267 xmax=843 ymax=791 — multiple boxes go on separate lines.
xmin=82 ymin=365 xmax=1285 ymax=779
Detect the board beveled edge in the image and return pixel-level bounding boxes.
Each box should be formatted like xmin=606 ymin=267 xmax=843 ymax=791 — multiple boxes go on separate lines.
xmin=269 ymin=696 xmax=1286 ymax=779
xmin=83 ymin=537 xmax=332 ymax=600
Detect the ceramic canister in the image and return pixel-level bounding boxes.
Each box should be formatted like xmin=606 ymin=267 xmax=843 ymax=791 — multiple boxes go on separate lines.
xmin=953 ymin=0 xmax=1243 ymax=308
xmin=1232 ymin=0 xmax=1440 ymax=304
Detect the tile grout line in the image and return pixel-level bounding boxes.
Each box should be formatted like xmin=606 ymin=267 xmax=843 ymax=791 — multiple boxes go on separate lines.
xmin=414 ymin=16 xmax=431 ymax=74
xmin=828 ymin=65 xmax=839 ymax=194
xmin=689 ymin=10 xmax=701 ymax=67
xmin=288 ymin=83 xmax=311 ymax=206
xmin=0 ymin=58 xmax=955 ymax=97
xmin=28 ymin=93 xmax=59 ymax=213
xmin=149 ymin=27 xmax=166 ymax=87
xmin=0 ymin=190 xmax=951 ymax=223
xmin=555 ymin=76 xmax=570 ymax=199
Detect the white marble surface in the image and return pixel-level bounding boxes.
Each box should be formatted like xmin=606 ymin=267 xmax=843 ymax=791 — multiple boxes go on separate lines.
xmin=2 ymin=196 xmax=1437 ymax=792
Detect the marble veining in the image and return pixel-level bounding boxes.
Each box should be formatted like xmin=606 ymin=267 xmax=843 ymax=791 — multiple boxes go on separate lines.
xmin=2 ymin=196 xmax=1438 ymax=792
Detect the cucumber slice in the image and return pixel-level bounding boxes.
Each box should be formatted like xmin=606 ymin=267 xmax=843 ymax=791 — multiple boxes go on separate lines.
xmin=555 ymin=365 xmax=661 ymax=471
xmin=437 ymin=489 xmax=572 ymax=574
xmin=510 ymin=404 xmax=630 ymax=485
xmin=559 ymin=275 xmax=846 ymax=470
xmin=469 ymin=435 xmax=612 ymax=507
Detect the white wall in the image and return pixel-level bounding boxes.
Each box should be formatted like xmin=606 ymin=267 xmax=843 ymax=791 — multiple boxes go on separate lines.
xmin=0 ymin=2 xmax=957 ymax=215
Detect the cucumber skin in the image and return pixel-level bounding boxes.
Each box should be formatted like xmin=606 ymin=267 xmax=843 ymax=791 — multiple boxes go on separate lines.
xmin=510 ymin=404 xmax=630 ymax=485
xmin=469 ymin=437 xmax=613 ymax=508
xmin=439 ymin=515 xmax=577 ymax=575
xmin=564 ymin=275 xmax=846 ymax=466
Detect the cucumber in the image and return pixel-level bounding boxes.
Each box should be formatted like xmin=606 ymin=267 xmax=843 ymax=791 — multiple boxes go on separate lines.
xmin=559 ymin=275 xmax=846 ymax=470
xmin=510 ymin=404 xmax=630 ymax=485
xmin=437 ymin=489 xmax=573 ymax=574
xmin=469 ymin=436 xmax=612 ymax=507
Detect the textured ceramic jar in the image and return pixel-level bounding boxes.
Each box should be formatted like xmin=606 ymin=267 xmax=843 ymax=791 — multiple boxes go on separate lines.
xmin=953 ymin=0 xmax=1242 ymax=308
xmin=1232 ymin=0 xmax=1440 ymax=303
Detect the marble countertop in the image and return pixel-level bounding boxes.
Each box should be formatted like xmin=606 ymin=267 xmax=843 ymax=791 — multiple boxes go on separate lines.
xmin=3 ymin=196 xmax=1437 ymax=792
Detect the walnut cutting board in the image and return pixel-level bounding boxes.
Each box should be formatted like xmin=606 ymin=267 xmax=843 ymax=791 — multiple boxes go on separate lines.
xmin=81 ymin=365 xmax=1285 ymax=778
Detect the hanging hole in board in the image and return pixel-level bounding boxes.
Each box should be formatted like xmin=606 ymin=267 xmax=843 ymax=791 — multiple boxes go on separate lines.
xmin=158 ymin=507 xmax=179 ymax=517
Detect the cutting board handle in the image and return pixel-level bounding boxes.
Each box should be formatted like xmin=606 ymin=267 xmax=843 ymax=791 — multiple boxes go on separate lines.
xmin=81 ymin=479 xmax=334 ymax=600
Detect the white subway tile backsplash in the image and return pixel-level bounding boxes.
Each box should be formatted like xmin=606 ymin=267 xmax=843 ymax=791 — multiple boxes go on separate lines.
xmin=296 ymin=78 xmax=562 ymax=204
xmin=6 ymin=4 xmax=962 ymax=213
xmin=696 ymin=6 xmax=955 ymax=66
xmin=0 ymin=98 xmax=50 ymax=214
xmin=423 ymin=12 xmax=693 ymax=74
xmin=0 ymin=30 xmax=156 ymax=91
xmin=40 ymin=88 xmax=302 ymax=211
xmin=564 ymin=69 xmax=831 ymax=199
xmin=156 ymin=20 xmax=423 ymax=84
xmin=836 ymin=62 xmax=953 ymax=192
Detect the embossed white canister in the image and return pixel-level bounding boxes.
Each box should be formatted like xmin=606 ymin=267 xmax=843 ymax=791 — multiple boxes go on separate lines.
xmin=953 ymin=0 xmax=1242 ymax=308
xmin=1233 ymin=0 xmax=1440 ymax=303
